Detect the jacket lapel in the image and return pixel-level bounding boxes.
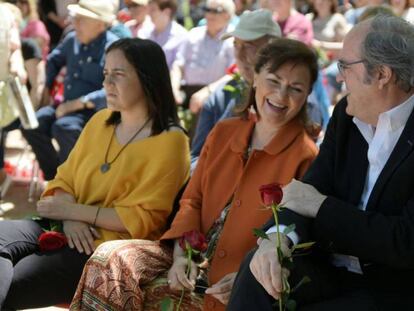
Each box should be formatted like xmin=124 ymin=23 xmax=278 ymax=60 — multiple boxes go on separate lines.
xmin=366 ymin=108 xmax=414 ymax=211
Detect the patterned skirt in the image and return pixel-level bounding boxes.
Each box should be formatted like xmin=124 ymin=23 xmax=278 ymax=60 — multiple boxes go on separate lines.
xmin=70 ymin=239 xmax=204 ymax=311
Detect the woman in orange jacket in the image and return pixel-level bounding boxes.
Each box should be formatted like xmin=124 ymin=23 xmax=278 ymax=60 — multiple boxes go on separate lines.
xmin=70 ymin=38 xmax=320 ymax=311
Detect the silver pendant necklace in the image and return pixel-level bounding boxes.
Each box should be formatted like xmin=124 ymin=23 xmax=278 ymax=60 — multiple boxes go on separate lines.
xmin=101 ymin=118 xmax=150 ymax=173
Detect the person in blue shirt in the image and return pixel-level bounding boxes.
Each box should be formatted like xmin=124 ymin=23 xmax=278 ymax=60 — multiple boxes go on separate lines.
xmin=21 ymin=0 xmax=119 ymax=181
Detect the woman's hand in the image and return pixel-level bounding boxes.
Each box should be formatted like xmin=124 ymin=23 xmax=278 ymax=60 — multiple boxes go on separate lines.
xmin=63 ymin=220 xmax=100 ymax=255
xmin=205 ymin=272 xmax=237 ymax=305
xmin=37 ymin=196 xmax=72 ymax=220
xmin=167 ymin=256 xmax=198 ymax=291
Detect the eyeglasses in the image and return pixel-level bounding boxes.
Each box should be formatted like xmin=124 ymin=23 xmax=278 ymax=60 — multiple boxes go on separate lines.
xmin=337 ymin=59 xmax=365 ymax=75
xmin=203 ymin=6 xmax=225 ymax=14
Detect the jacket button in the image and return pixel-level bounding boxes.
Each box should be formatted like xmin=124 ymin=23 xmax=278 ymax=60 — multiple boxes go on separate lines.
xmin=234 ymin=199 xmax=241 ymax=206
xmin=207 ymin=300 xmax=215 ymax=309
xmin=218 ymin=249 xmax=226 ymax=258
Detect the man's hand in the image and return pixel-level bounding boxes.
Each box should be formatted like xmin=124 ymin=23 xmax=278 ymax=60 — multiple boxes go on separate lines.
xmin=189 ymin=87 xmax=210 ymax=113
xmin=282 ymin=179 xmax=327 ymax=218
xmin=167 ymin=256 xmax=198 ymax=291
xmin=37 ymin=196 xmax=72 ymax=220
xmin=63 ymin=220 xmax=99 ymax=255
xmin=55 ymin=98 xmax=82 ymax=118
xmin=250 ymin=234 xmax=291 ymax=299
xmin=205 ymin=272 xmax=237 ymax=305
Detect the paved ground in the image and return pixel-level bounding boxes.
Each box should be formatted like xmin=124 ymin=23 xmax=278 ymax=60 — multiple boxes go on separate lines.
xmin=1 ymin=131 xmax=67 ymax=311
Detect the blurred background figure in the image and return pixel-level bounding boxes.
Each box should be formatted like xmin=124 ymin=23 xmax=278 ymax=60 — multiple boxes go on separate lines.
xmin=266 ymin=0 xmax=313 ymax=45
xmin=171 ymin=0 xmax=235 ymax=108
xmin=140 ymin=0 xmax=188 ymax=69
xmin=307 ymin=0 xmax=349 ymax=57
xmin=124 ymin=0 xmax=153 ymax=37
xmin=38 ymin=0 xmax=77 ymax=49
xmin=17 ymin=0 xmax=50 ymax=60
xmin=0 ymin=2 xmax=27 ymax=199
xmin=389 ymin=0 xmax=414 ymax=23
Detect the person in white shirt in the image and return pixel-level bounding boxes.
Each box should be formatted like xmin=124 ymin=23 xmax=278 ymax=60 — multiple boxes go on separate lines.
xmin=228 ymin=14 xmax=414 ymax=310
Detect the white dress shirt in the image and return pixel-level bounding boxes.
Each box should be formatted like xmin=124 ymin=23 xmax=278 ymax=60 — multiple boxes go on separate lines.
xmin=268 ymin=94 xmax=414 ymax=273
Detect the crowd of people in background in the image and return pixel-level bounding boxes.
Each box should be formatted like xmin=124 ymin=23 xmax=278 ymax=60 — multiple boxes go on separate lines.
xmin=0 ymin=0 xmax=413 ymax=310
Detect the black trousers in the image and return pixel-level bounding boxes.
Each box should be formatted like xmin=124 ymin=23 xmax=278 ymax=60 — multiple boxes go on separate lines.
xmin=0 ymin=219 xmax=89 ymax=310
xmin=227 ymin=249 xmax=413 ymax=311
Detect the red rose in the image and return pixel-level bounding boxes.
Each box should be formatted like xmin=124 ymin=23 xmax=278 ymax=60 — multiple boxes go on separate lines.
xmin=38 ymin=231 xmax=68 ymax=252
xmin=259 ymin=183 xmax=283 ymax=206
xmin=179 ymin=230 xmax=208 ymax=253
xmin=226 ymin=63 xmax=238 ymax=75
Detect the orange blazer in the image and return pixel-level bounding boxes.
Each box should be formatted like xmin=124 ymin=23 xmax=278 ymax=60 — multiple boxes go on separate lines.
xmin=162 ymin=116 xmax=318 ymax=311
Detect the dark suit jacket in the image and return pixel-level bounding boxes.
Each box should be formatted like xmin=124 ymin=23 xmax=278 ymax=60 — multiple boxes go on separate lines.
xmin=267 ymin=97 xmax=414 ymax=291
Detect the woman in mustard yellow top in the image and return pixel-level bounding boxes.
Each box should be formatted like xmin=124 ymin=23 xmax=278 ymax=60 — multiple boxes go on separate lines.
xmin=0 ymin=38 xmax=189 ymax=310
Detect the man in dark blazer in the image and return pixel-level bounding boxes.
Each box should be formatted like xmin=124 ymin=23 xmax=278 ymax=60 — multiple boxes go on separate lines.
xmin=227 ymin=15 xmax=414 ymax=310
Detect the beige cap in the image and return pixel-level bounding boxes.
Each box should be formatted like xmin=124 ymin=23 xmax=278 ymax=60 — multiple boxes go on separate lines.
xmin=221 ymin=9 xmax=282 ymax=41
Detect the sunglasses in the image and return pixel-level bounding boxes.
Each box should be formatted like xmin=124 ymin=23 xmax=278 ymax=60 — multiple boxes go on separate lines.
xmin=203 ymin=6 xmax=225 ymax=14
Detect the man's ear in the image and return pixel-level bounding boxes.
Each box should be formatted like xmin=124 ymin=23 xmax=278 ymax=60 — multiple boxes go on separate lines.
xmin=377 ymin=65 xmax=393 ymax=89
xmin=253 ymin=72 xmax=258 ymax=89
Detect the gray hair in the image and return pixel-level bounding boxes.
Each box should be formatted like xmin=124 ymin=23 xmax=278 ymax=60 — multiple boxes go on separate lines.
xmin=362 ymin=15 xmax=414 ymax=92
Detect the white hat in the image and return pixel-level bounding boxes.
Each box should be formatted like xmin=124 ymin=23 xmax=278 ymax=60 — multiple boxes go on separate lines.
xmin=221 ymin=9 xmax=282 ymax=41
xmin=130 ymin=0 xmax=149 ymax=5
xmin=68 ymin=0 xmax=116 ymax=24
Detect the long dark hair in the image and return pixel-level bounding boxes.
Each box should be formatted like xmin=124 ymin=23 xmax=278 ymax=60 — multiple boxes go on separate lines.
xmin=105 ymin=38 xmax=179 ymax=135
xmin=236 ymin=38 xmax=318 ymax=127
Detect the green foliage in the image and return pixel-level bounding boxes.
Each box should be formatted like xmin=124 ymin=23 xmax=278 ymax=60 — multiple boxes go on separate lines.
xmin=253 ymin=228 xmax=269 ymax=240
xmin=177 ymin=106 xmax=194 ymax=131
xmin=160 ymin=297 xmax=174 ymax=311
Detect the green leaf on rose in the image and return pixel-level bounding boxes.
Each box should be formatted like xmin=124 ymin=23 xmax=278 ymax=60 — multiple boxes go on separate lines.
xmin=292 ymin=242 xmax=315 ymax=252
xmin=283 ymin=224 xmax=296 ymax=235
xmin=253 ymin=228 xmax=269 ymax=240
xmin=291 ymin=276 xmax=311 ymax=293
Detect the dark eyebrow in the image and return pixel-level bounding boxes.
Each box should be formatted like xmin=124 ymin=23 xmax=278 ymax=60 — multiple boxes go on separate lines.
xmin=103 ymin=67 xmax=127 ymax=73
xmin=274 ymin=73 xmax=306 ymax=87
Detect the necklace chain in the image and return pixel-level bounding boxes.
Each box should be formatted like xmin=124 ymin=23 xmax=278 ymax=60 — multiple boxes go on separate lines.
xmin=101 ymin=118 xmax=150 ymax=173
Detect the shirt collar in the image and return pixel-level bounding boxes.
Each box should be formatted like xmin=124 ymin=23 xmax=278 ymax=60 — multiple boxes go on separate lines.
xmin=353 ymin=93 xmax=414 ymax=142
xmin=76 ymin=30 xmax=107 ymax=49
xmin=230 ymin=115 xmax=305 ymax=155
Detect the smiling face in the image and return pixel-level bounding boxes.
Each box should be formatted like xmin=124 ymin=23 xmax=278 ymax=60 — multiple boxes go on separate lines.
xmin=253 ymin=62 xmax=311 ymax=128
xmin=103 ymin=49 xmax=146 ymax=113
xmin=336 ymin=23 xmax=382 ymax=125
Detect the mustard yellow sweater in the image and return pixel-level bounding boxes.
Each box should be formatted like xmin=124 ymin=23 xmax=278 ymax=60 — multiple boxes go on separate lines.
xmin=44 ymin=109 xmax=190 ymax=245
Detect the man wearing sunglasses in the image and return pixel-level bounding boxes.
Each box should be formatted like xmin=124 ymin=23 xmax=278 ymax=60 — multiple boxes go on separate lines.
xmin=228 ymin=14 xmax=414 ymax=310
